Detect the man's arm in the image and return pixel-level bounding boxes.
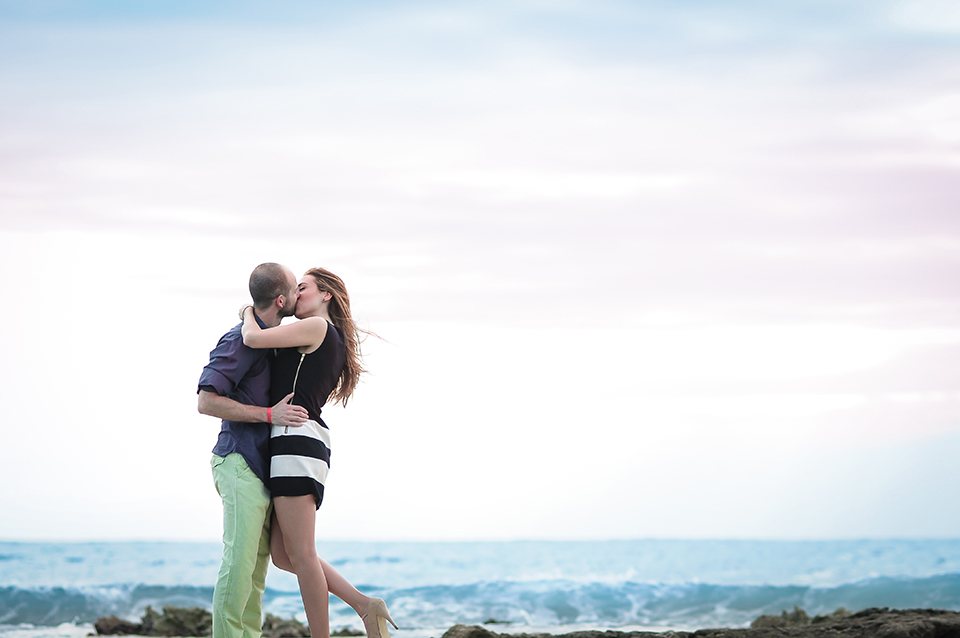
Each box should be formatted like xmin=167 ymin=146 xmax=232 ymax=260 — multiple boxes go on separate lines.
xmin=198 ymin=390 xmax=308 ymax=427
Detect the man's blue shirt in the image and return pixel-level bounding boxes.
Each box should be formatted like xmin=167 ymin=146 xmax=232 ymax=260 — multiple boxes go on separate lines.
xmin=198 ymin=316 xmax=271 ymax=485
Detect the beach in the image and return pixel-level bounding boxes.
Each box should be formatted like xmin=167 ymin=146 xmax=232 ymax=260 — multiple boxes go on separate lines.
xmin=3 ymin=541 xmax=960 ymax=638
xmin=444 ymin=609 xmax=960 ymax=638
xmin=9 ymin=608 xmax=960 ymax=638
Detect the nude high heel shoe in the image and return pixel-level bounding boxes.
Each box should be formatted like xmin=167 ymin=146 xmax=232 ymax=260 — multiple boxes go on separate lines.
xmin=362 ymin=597 xmax=398 ymax=638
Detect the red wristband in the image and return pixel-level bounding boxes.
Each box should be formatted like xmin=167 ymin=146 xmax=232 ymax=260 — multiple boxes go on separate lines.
xmin=267 ymin=407 xmax=272 ymax=424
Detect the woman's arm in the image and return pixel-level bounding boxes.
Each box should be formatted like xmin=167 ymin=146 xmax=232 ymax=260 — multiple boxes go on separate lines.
xmin=242 ymin=307 xmax=328 ymax=350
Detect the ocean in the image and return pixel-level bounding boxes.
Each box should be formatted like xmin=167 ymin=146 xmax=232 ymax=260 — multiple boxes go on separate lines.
xmin=2 ymin=540 xmax=960 ymax=638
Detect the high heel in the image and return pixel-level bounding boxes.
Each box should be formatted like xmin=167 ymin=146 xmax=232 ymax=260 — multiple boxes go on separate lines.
xmin=362 ymin=597 xmax=398 ymax=638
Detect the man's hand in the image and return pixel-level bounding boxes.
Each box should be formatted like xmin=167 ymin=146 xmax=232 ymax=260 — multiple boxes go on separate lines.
xmin=272 ymin=392 xmax=308 ymax=427
xmin=198 ymin=389 xmax=306 ymax=426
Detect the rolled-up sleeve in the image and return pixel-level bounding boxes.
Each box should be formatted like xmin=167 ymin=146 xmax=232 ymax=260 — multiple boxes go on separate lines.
xmin=198 ymin=328 xmax=257 ymax=396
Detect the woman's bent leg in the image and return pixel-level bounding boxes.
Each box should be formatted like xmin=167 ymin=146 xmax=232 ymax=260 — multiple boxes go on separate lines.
xmin=319 ymin=562 xmax=396 ymax=638
xmin=274 ymin=495 xmax=329 ymax=638
xmin=319 ymin=558 xmax=369 ymax=615
xmin=270 ymin=499 xmax=389 ymax=634
xmin=269 ymin=510 xmax=294 ymax=573
xmin=272 ymin=510 xmax=369 ymax=614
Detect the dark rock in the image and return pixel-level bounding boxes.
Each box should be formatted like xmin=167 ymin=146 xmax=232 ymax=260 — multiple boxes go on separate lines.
xmin=152 ymin=606 xmax=212 ymax=636
xmin=139 ymin=607 xmax=160 ymax=635
xmin=442 ymin=626 xmax=505 ymax=638
xmin=444 ymin=609 xmax=960 ymax=638
xmin=94 ymin=606 xmax=319 ymax=637
xmin=441 ymin=626 xmax=664 ymax=638
xmin=262 ymin=614 xmax=310 ymax=638
xmin=811 ymin=608 xmax=852 ymax=624
xmin=331 ymin=627 xmax=365 ymax=637
xmin=94 ymin=606 xmax=211 ymax=636
xmin=750 ymin=606 xmax=811 ymax=628
xmin=94 ymin=616 xmax=142 ymax=635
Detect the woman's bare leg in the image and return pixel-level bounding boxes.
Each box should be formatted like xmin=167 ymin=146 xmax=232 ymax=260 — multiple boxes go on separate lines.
xmin=270 ymin=510 xmax=294 ymax=573
xmin=270 ymin=503 xmax=373 ymax=618
xmin=318 ymin=558 xmax=370 ymax=615
xmin=273 ymin=495 xmax=329 ymax=638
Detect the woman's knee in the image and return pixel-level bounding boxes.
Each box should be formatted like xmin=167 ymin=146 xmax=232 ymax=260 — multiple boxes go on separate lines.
xmin=285 ymin=544 xmax=319 ymax=571
xmin=271 ymin=553 xmax=294 ymax=572
xmin=272 ymin=496 xmax=319 ymax=573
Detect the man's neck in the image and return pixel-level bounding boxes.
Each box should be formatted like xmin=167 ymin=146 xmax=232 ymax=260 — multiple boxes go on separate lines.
xmin=254 ymin=307 xmax=283 ymax=328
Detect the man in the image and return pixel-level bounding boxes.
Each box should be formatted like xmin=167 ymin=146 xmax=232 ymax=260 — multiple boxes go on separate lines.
xmin=198 ymin=262 xmax=308 ymax=638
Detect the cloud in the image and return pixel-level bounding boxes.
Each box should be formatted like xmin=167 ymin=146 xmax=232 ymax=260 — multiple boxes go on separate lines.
xmin=2 ymin=0 xmax=960 ymax=541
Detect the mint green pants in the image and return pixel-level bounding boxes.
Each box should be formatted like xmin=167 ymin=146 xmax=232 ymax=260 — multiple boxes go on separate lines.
xmin=211 ymin=453 xmax=273 ymax=638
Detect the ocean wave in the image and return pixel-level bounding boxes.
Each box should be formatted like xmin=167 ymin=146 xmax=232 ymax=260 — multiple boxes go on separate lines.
xmin=375 ymin=575 xmax=960 ymax=629
xmin=0 ymin=585 xmax=213 ymax=626
xmin=4 ymin=575 xmax=960 ymax=629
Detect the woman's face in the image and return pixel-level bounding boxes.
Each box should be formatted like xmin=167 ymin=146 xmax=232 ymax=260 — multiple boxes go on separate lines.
xmin=294 ymin=276 xmax=330 ymax=319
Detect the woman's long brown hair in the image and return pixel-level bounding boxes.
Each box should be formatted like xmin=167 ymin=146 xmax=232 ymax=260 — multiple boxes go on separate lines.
xmin=304 ymin=267 xmax=365 ymax=406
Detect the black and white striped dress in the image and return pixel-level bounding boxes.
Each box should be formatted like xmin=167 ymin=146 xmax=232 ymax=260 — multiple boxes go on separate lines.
xmin=268 ymin=322 xmax=346 ymax=509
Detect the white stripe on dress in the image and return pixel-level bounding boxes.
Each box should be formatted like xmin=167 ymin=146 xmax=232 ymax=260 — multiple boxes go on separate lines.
xmin=271 ymin=454 xmax=330 ymax=482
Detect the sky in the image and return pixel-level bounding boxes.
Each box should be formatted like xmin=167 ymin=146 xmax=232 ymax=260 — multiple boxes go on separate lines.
xmin=0 ymin=0 xmax=959 ymax=542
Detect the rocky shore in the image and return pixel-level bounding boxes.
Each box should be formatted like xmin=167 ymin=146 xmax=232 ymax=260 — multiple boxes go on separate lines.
xmin=95 ymin=607 xmax=960 ymax=638
xmin=94 ymin=607 xmax=360 ymax=638
xmin=443 ymin=608 xmax=960 ymax=638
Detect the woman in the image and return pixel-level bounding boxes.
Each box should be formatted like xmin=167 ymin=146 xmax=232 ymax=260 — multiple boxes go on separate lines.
xmin=241 ymin=267 xmax=396 ymax=638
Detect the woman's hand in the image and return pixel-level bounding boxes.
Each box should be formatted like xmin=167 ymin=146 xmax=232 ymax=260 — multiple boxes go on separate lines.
xmin=270 ymin=392 xmax=308 ymax=427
